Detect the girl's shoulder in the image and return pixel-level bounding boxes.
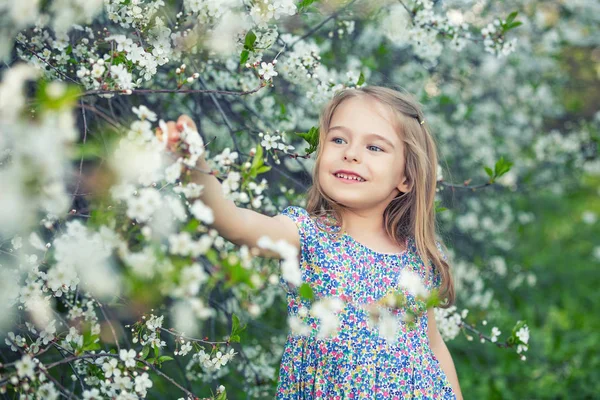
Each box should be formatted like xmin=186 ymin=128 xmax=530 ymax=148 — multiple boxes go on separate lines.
xmin=280 ymin=206 xmax=341 ymax=235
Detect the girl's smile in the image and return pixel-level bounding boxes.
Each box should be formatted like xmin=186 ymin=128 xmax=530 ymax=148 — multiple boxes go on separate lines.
xmin=333 ymin=170 xmax=367 ymax=183
xmin=318 ymin=95 xmax=410 ymax=211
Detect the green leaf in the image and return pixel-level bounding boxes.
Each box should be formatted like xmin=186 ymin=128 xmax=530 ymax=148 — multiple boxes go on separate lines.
xmin=244 ymin=30 xmax=257 ymax=50
xmin=140 ymin=346 xmax=150 ymax=360
xmin=215 ymin=388 xmax=228 ymax=400
xmin=503 ymin=11 xmax=522 ymax=32
xmin=232 ymin=314 xmax=240 ymax=335
xmin=36 ymin=80 xmax=81 ymax=112
xmin=73 ymin=141 xmax=104 ymax=160
xmin=506 ymin=11 xmax=518 ymax=25
xmin=183 ymin=219 xmax=200 ymax=233
xmin=425 ymin=290 xmax=440 ymax=308
xmin=158 ymin=355 xmax=174 ymax=362
xmin=239 ymin=49 xmax=249 ymax=66
xmin=434 ymin=200 xmax=447 ymax=213
xmin=299 ymin=283 xmax=314 ymax=300
xmin=251 ymin=145 xmax=264 ymax=171
xmin=230 ymin=313 xmax=247 ymax=343
xmin=295 ymin=126 xmax=320 ymax=154
xmin=153 ymin=344 xmax=159 ymax=358
xmin=356 ymin=72 xmax=365 ymax=86
xmin=256 ymin=165 xmax=271 ymax=174
xmin=82 ymin=342 xmax=101 ymax=351
xmin=494 ymin=156 xmax=513 ymax=178
xmin=505 ymin=21 xmax=522 ymax=31
xmin=298 ymin=0 xmax=319 ymax=12
xmin=484 ymin=167 xmax=494 ymax=178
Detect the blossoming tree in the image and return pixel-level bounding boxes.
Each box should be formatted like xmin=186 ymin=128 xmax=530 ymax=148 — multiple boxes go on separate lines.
xmin=1 ymin=0 xmax=598 ymax=398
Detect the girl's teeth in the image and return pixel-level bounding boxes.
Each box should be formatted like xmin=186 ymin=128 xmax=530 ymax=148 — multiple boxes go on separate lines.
xmin=336 ymin=174 xmax=364 ymax=182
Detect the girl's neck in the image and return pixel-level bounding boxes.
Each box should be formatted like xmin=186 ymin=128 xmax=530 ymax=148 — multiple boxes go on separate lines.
xmin=338 ymin=207 xmax=387 ymax=239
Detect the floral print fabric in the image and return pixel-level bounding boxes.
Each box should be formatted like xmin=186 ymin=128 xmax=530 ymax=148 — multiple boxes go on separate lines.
xmin=276 ymin=206 xmax=456 ymax=399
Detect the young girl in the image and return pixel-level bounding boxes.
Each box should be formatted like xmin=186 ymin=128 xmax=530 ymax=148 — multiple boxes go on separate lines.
xmin=159 ymin=86 xmax=463 ymax=399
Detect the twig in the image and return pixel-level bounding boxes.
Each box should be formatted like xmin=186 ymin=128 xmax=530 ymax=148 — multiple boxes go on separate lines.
xmin=439 ymin=180 xmax=494 ymax=190
xmin=159 ymin=327 xmax=228 ymax=346
xmin=96 ymin=300 xmax=121 ymax=352
xmin=77 ymin=103 xmax=122 ymax=129
xmin=81 ymin=83 xmax=266 ymax=98
xmin=14 ymin=39 xmax=79 ymax=85
xmin=287 ymin=0 xmax=360 ymax=50
xmin=71 ymin=100 xmax=88 ymax=205
xmin=45 ymin=353 xmax=198 ymax=399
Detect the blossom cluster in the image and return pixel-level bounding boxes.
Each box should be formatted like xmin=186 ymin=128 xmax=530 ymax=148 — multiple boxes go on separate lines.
xmin=3 ymin=0 xmax=586 ymax=396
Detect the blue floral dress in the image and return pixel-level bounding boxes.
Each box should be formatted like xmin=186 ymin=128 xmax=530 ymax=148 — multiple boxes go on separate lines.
xmin=276 ymin=206 xmax=456 ymax=399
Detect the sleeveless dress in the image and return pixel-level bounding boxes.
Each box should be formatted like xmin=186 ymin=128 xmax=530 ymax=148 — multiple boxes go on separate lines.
xmin=276 ymin=206 xmax=456 ymax=399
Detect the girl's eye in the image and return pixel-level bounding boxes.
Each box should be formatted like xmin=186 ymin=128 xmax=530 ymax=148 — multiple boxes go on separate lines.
xmin=368 ymin=145 xmax=383 ymax=152
xmin=332 ymin=137 xmax=345 ymax=144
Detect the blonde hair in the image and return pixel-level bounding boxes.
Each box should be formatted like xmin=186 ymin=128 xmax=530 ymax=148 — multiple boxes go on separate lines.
xmin=306 ymin=85 xmax=455 ymax=308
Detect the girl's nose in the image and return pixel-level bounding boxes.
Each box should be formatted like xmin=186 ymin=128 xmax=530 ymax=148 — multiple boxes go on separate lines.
xmin=343 ymin=147 xmax=360 ymax=162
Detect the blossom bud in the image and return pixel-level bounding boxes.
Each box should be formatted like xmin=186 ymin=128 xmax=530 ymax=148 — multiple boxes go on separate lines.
xmin=249 ymin=148 xmax=256 ymax=156
xmin=192 ymin=72 xmax=199 ymax=79
xmin=245 ymin=63 xmax=251 ymax=68
xmin=187 ymin=77 xmax=194 ymax=83
xmin=176 ymin=68 xmax=181 ymax=74
xmin=123 ymin=89 xmax=132 ymax=95
xmin=181 ymin=63 xmax=186 ymax=70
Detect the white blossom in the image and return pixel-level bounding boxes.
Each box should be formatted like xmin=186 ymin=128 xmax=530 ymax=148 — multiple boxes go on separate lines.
xmin=190 ymin=200 xmax=214 ymax=224
xmin=119 ymin=348 xmax=137 ymax=368
xmin=258 ymin=61 xmax=278 ymax=80
xmin=516 ymin=325 xmax=530 ymax=345
xmin=16 ymin=355 xmax=36 ymax=378
xmin=132 ymin=105 xmax=158 ymax=122
xmin=398 ymin=269 xmax=429 ymax=298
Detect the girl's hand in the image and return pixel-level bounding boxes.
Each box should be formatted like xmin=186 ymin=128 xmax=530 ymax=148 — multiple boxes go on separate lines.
xmin=155 ymin=114 xmax=198 ymax=154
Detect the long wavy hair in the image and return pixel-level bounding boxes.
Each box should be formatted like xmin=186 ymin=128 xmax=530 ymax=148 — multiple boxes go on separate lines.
xmin=305 ymin=85 xmax=455 ymax=308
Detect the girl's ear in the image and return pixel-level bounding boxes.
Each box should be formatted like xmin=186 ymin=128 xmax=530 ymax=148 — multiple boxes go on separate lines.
xmin=397 ymin=175 xmax=412 ymax=194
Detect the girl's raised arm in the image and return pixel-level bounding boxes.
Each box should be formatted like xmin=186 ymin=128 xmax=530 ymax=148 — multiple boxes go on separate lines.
xmin=158 ymin=115 xmax=300 ymax=259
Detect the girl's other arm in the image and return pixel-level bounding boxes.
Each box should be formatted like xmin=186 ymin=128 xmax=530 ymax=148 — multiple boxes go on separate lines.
xmin=158 ymin=115 xmax=300 ymax=259
xmin=427 ymin=308 xmax=464 ymax=400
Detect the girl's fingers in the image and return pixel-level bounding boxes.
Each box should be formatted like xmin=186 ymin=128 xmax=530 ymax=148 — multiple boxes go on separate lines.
xmin=166 ymin=121 xmax=180 ymax=148
xmin=177 ymin=114 xmax=197 ymax=132
xmin=154 ymin=121 xmax=181 ymax=152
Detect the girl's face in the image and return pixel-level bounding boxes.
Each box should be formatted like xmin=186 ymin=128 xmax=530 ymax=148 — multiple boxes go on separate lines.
xmin=318 ymin=95 xmax=410 ymax=211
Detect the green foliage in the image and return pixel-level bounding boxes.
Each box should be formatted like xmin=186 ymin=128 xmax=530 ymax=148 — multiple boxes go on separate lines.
xmin=299 ymin=282 xmax=314 ymax=300
xmin=72 ymin=140 xmax=105 ymax=160
xmin=435 ymin=199 xmax=448 ymax=213
xmin=356 ymin=72 xmax=365 ymax=86
xmin=295 ymin=126 xmax=319 ymax=154
xmin=502 ymin=11 xmax=523 ymax=32
xmin=240 ymin=30 xmax=257 ymax=66
xmin=246 ymin=145 xmax=271 ymax=181
xmin=230 ymin=313 xmax=247 ymax=343
xmin=484 ymin=156 xmax=513 ymax=183
xmin=36 ymin=80 xmax=81 ymax=112
xmin=81 ymin=329 xmax=101 ymax=352
xmin=215 ymin=388 xmax=228 ymax=400
xmin=298 ymin=0 xmax=320 ymax=13
xmin=452 ymin=176 xmax=600 ymax=398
